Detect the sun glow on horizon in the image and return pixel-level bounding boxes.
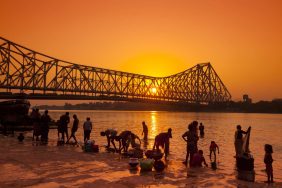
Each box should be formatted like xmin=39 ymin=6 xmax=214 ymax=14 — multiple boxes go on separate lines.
xmin=151 ymin=87 xmax=157 ymax=94
xmin=1 ymin=1 xmax=282 ymax=101
xmin=120 ymin=53 xmax=188 ymax=77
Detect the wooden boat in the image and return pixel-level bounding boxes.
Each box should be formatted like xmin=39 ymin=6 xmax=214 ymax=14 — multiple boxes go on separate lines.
xmin=0 ymin=100 xmax=57 ymax=133
xmin=0 ymin=99 xmax=30 ymax=123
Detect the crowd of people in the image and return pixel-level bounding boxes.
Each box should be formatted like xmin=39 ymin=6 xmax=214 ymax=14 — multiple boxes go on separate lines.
xmin=26 ymin=110 xmax=274 ymax=183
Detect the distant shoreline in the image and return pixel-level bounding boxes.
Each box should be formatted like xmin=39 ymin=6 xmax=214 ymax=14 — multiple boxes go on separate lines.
xmin=35 ymin=100 xmax=282 ymax=114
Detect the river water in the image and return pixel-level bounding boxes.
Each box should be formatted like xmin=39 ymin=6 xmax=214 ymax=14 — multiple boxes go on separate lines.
xmin=2 ymin=110 xmax=281 ymax=187
xmin=42 ymin=110 xmax=282 ymax=183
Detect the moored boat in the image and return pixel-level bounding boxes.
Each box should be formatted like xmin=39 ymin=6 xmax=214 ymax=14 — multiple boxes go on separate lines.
xmin=0 ymin=99 xmax=30 ymax=123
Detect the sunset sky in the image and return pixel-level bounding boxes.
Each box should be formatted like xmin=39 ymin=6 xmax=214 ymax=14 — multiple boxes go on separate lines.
xmin=1 ymin=0 xmax=282 ymax=101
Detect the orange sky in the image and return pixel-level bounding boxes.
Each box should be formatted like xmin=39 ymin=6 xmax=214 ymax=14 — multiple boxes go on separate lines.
xmin=1 ymin=0 xmax=282 ymax=101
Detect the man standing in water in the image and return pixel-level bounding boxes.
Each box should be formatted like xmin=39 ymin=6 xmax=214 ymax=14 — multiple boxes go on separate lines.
xmin=182 ymin=121 xmax=199 ymax=166
xmin=142 ymin=121 xmax=148 ymax=140
xmin=199 ymin=123 xmax=205 ymax=137
xmin=66 ymin=114 xmax=79 ymax=144
xmin=60 ymin=112 xmax=70 ymax=142
xmin=83 ymin=117 xmax=92 ymax=141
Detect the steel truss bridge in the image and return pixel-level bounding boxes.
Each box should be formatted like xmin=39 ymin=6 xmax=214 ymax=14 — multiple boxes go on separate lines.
xmin=0 ymin=37 xmax=231 ymax=104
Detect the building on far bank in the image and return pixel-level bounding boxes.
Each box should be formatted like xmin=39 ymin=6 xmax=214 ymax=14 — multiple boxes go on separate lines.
xmin=243 ymin=94 xmax=252 ymax=104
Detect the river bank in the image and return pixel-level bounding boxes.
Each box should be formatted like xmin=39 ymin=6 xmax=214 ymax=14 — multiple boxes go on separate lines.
xmin=1 ymin=111 xmax=282 ymax=187
xmin=0 ymin=134 xmax=281 ymax=188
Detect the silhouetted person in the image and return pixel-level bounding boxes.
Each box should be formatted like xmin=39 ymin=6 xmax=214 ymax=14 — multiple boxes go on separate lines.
xmin=41 ymin=110 xmax=51 ymax=143
xmin=199 ymin=123 xmax=205 ymax=137
xmin=83 ymin=117 xmax=92 ymax=141
xmin=116 ymin=131 xmax=141 ymax=152
xmin=234 ymin=125 xmax=247 ymax=156
xmin=0 ymin=120 xmax=7 ymax=135
xmin=209 ymin=141 xmax=219 ymax=161
xmin=182 ymin=121 xmax=199 ymax=166
xmin=18 ymin=133 xmax=24 ymax=142
xmin=264 ymin=144 xmax=274 ymax=183
xmin=32 ymin=109 xmax=41 ymax=141
xmin=60 ymin=112 xmax=70 ymax=143
xmin=153 ymin=128 xmax=172 ymax=158
xmin=101 ymin=129 xmax=118 ymax=151
xmin=57 ymin=119 xmax=62 ymax=139
xmin=191 ymin=150 xmax=208 ymax=168
xmin=66 ymin=114 xmax=79 ymax=144
xmin=142 ymin=121 xmax=148 ymax=140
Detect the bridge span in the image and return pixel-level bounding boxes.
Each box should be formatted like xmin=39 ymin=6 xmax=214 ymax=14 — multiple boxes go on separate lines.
xmin=0 ymin=37 xmax=231 ymax=104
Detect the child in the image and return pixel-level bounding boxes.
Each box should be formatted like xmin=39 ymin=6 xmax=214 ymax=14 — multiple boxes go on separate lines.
xmin=191 ymin=150 xmax=208 ymax=167
xmin=209 ymin=141 xmax=219 ymax=161
xmin=264 ymin=144 xmax=274 ymax=183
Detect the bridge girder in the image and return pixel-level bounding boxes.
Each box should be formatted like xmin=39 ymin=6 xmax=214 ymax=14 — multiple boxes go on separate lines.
xmin=0 ymin=37 xmax=231 ymax=103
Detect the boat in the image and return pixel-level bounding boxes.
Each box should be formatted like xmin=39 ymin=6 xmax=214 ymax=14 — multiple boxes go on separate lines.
xmin=0 ymin=99 xmax=30 ymax=123
xmin=236 ymin=126 xmax=255 ymax=182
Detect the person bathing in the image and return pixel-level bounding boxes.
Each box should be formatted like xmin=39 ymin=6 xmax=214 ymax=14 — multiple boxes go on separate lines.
xmin=101 ymin=129 xmax=118 ymax=152
xmin=153 ymin=128 xmax=172 ymax=159
xmin=209 ymin=141 xmax=219 ymax=161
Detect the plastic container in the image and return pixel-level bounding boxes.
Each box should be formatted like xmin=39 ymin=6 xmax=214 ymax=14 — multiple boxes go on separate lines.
xmin=129 ymin=158 xmax=139 ymax=168
xmin=140 ymin=159 xmax=154 ymax=171
xmin=153 ymin=160 xmax=165 ymax=172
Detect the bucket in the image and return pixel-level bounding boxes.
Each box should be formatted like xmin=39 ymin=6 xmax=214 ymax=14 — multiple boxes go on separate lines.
xmin=140 ymin=158 xmax=154 ymax=171
xmin=129 ymin=158 xmax=139 ymax=168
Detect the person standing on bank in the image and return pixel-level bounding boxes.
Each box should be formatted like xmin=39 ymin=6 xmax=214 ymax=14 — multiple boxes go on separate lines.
xmin=32 ymin=108 xmax=41 ymax=141
xmin=142 ymin=121 xmax=148 ymax=140
xmin=60 ymin=112 xmax=70 ymax=143
xmin=41 ymin=110 xmax=51 ymax=143
xmin=66 ymin=114 xmax=79 ymax=144
xmin=83 ymin=117 xmax=92 ymax=141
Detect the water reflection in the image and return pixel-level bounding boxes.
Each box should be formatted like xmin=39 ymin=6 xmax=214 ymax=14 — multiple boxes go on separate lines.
xmin=149 ymin=111 xmax=158 ymax=149
xmin=150 ymin=111 xmax=157 ymax=137
xmin=44 ymin=110 xmax=282 ymax=182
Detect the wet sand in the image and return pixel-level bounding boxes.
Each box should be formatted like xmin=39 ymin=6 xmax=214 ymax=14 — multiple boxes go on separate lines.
xmin=0 ymin=135 xmax=281 ymax=188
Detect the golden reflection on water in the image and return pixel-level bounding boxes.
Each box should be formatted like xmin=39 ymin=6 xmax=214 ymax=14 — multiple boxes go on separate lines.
xmin=149 ymin=111 xmax=158 ymax=149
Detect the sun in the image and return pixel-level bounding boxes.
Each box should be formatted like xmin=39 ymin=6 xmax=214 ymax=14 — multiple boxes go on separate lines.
xmin=151 ymin=87 xmax=157 ymax=94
